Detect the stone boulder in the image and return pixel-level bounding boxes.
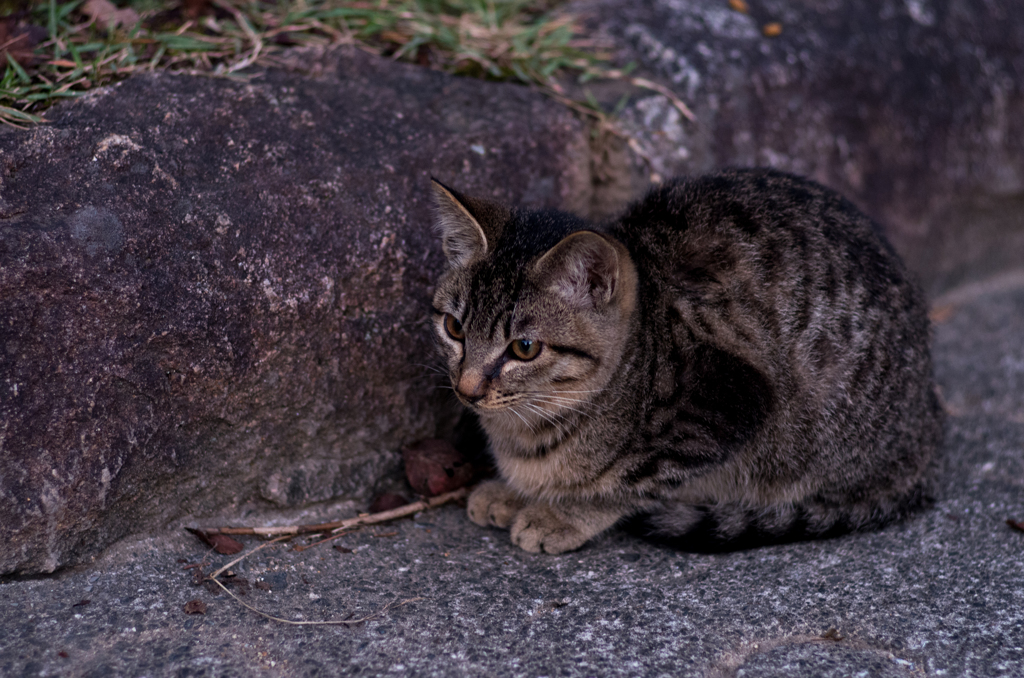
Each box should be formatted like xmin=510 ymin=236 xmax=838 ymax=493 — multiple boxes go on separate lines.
xmin=0 ymin=48 xmax=591 ymax=574
xmin=578 ymin=0 xmax=1024 ymax=296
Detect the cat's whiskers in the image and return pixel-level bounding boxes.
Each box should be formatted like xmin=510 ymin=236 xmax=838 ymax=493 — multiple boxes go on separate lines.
xmin=522 ymin=397 xmax=586 ymax=431
xmin=534 ymin=394 xmax=597 ymax=408
xmin=504 ymin=405 xmax=538 ymax=433
xmin=521 ymin=402 xmax=573 ymax=438
xmin=521 ymin=399 xmax=565 ymax=423
xmin=521 ymin=388 xmax=607 ymax=399
xmin=412 ymin=362 xmax=448 ymax=375
xmin=504 ymin=392 xmax=576 ymax=435
xmin=527 ymin=395 xmax=597 ymax=420
xmin=524 ymin=388 xmax=606 ymax=409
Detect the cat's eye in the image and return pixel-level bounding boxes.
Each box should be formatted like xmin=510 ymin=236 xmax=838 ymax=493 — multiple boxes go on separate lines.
xmin=510 ymin=339 xmax=541 ymax=361
xmin=443 ymin=313 xmax=465 ymax=341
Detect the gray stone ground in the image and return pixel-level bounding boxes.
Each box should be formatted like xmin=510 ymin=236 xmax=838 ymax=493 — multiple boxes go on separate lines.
xmin=2 ymin=270 xmax=1023 ymax=677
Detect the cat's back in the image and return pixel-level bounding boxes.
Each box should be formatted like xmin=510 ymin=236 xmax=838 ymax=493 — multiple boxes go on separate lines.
xmin=609 ymin=168 xmax=931 ymax=373
xmin=608 ymin=168 xmax=942 ymax=534
xmin=610 ymin=168 xmax=910 ymax=310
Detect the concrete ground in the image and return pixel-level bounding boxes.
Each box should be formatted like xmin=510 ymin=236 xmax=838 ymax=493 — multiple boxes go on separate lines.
xmin=2 ymin=269 xmax=1023 ymax=678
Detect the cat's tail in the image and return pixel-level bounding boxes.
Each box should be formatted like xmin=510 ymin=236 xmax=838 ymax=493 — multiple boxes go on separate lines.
xmin=623 ymin=482 xmax=934 ymax=553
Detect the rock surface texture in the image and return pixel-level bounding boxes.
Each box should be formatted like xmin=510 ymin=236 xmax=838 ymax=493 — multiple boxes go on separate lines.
xmin=0 ymin=48 xmax=590 ymax=574
xmin=579 ymin=0 xmax=1024 ymax=295
xmin=0 ymin=269 xmax=1022 ymax=676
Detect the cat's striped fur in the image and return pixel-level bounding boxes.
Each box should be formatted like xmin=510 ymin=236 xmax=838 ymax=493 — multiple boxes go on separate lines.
xmin=431 ymin=168 xmax=943 ymax=554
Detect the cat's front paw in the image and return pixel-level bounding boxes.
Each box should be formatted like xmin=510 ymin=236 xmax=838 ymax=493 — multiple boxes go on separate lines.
xmin=510 ymin=504 xmax=589 ymax=554
xmin=467 ymin=480 xmax=526 ymax=529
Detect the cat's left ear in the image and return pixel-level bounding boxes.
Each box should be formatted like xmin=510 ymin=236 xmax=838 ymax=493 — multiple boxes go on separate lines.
xmin=431 ymin=179 xmax=488 ymax=268
xmin=533 ymin=231 xmax=622 ymax=308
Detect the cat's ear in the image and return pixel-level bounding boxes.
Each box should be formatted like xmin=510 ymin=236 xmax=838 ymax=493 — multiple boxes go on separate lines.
xmin=534 ymin=231 xmax=622 ymax=308
xmin=431 ymin=179 xmax=488 ymax=267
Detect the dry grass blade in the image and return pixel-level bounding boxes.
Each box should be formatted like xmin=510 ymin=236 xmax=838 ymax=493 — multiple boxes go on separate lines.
xmin=210 ymin=0 xmax=263 ymax=73
xmin=207 ymin=536 xmax=292 ymax=580
xmin=629 ymin=76 xmax=696 ymax=122
xmin=208 ymin=577 xmax=424 ymax=626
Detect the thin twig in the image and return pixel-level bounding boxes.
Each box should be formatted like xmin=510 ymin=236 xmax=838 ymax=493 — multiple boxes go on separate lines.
xmin=208 ymin=576 xmax=423 ymax=626
xmin=198 ymin=524 xmax=426 ymax=627
xmin=629 ymin=76 xmax=696 ymax=122
xmin=194 ymin=486 xmax=470 ymax=537
xmin=208 ymin=535 xmax=292 ymax=580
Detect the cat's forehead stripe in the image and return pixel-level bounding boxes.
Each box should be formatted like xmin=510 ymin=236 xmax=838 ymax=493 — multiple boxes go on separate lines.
xmin=486 ymin=306 xmax=505 ymax=341
xmin=450 ymin=289 xmax=463 ymax=313
xmin=503 ymin=310 xmax=513 ymax=342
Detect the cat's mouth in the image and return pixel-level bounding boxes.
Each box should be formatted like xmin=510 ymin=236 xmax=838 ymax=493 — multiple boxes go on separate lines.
xmin=451 ymin=386 xmax=519 ymax=414
xmin=454 ymin=391 xmax=507 ymax=412
xmin=463 ymin=393 xmax=578 ymax=430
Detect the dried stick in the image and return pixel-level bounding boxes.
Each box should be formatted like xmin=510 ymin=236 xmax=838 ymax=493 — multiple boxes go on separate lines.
xmin=208 ymin=575 xmax=423 ymax=626
xmin=208 ymin=535 xmax=292 ymax=580
xmin=194 ymin=486 xmax=469 ymax=537
xmin=629 ymin=77 xmax=697 ymax=122
xmin=200 ymin=529 xmax=425 ymax=626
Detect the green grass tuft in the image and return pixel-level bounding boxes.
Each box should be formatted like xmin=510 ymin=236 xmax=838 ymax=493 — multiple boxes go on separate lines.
xmin=0 ymin=0 xmax=619 ymax=127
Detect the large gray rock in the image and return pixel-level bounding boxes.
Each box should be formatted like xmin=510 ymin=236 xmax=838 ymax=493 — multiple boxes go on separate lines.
xmin=578 ymin=0 xmax=1024 ymax=295
xmin=0 ymin=48 xmax=590 ymax=574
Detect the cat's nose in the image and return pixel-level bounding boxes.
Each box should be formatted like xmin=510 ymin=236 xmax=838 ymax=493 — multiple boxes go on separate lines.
xmin=456 ymin=372 xmax=488 ymax=403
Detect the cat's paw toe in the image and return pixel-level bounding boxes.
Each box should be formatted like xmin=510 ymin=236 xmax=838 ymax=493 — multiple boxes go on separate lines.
xmin=467 ymin=480 xmax=525 ymax=529
xmin=510 ymin=505 xmax=587 ymax=554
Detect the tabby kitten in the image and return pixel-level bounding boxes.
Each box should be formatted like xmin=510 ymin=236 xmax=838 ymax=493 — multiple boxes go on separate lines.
xmin=431 ymin=168 xmax=943 ymax=554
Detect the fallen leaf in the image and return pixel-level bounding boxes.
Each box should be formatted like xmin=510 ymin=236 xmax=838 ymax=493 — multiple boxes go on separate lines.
xmin=183 ymin=599 xmax=207 ymax=615
xmin=72 ymin=599 xmax=91 ymax=608
xmin=762 ymin=22 xmax=783 ymax=37
xmin=58 ymin=651 xmax=69 ymax=658
xmin=369 ymin=492 xmax=410 ymax=513
xmin=1007 ymin=518 xmax=1024 ymax=534
xmin=208 ymin=533 xmax=243 ymax=554
xmin=728 ymin=0 xmax=749 ymax=13
xmin=254 ymin=580 xmax=272 ymax=591
xmin=403 ymin=439 xmax=474 ymax=497
xmin=333 ymin=545 xmax=354 ymax=554
xmin=186 ymin=527 xmax=244 ymax=554
xmin=81 ymin=0 xmax=140 ymax=30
